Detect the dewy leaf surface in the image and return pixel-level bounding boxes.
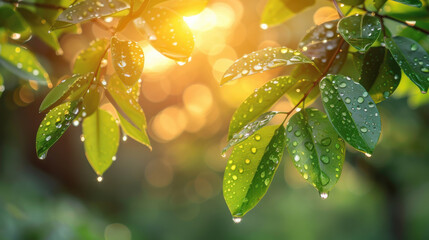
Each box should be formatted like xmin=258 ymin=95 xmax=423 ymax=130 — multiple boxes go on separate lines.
xmin=52 ymin=0 xmax=129 ymax=30
xmin=260 ymin=0 xmax=315 ymax=28
xmin=73 ymin=39 xmax=109 ymax=74
xmin=357 ymin=47 xmax=401 ymax=103
xmin=391 ymin=0 xmax=422 ymax=7
xmin=135 ymin=6 xmax=194 ymax=63
xmin=227 ymin=76 xmax=295 ymax=140
xmin=111 ymin=37 xmax=144 ymax=86
xmin=385 ymin=36 xmax=429 ymax=93
xmin=221 ymin=47 xmax=314 ymax=85
xmin=338 ymin=14 xmax=381 ymax=52
xmin=0 ymin=43 xmax=50 ymax=85
xmin=82 ymin=109 xmax=119 ymax=176
xmin=320 ymin=74 xmax=381 ymax=154
xmin=36 ymin=101 xmax=80 ymax=159
xmin=224 ymin=125 xmax=286 ymax=217
xmin=118 ymin=112 xmax=151 ymax=149
xmin=286 ymin=108 xmax=345 ymax=195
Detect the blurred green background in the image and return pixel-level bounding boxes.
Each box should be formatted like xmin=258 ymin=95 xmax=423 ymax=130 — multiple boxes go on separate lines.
xmin=1 ymin=0 xmax=429 ymax=239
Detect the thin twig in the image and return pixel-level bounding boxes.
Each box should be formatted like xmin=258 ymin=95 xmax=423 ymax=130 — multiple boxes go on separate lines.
xmin=332 ymin=0 xmax=345 ymax=17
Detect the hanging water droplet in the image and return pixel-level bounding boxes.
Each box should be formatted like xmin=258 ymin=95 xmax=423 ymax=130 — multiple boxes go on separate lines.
xmin=232 ymin=217 xmax=242 ymax=224
xmin=260 ymin=23 xmax=268 ymax=30
xmin=39 ymin=152 xmax=47 ymax=160
xmin=97 ymin=176 xmax=103 ymax=182
xmin=320 ymin=192 xmax=329 ymax=199
xmin=365 ymin=153 xmax=372 ymax=157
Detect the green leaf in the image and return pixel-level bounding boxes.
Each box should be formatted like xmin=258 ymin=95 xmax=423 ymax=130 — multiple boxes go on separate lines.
xmin=320 ymin=74 xmax=381 ymax=154
xmin=367 ymin=0 xmax=387 ymax=10
xmin=118 ymin=112 xmax=151 ymax=149
xmin=111 ymin=37 xmax=144 ymax=86
xmin=17 ymin=8 xmax=61 ymax=52
xmin=227 ymin=76 xmax=295 ymax=140
xmin=82 ymin=109 xmax=119 ymax=176
xmin=356 ymin=47 xmax=401 ymax=103
xmin=135 ymin=6 xmax=194 ymax=63
xmin=286 ymin=108 xmax=345 ymax=195
xmin=223 ymin=111 xmax=280 ymax=154
xmin=0 ymin=73 xmax=4 ymax=98
xmin=338 ymin=14 xmax=381 ymax=52
xmin=52 ymin=0 xmax=129 ymax=30
xmin=221 ymin=47 xmax=314 ymax=85
xmin=154 ymin=0 xmax=208 ymax=16
xmin=223 ymin=125 xmax=286 ymax=218
xmin=0 ymin=5 xmax=32 ymax=42
xmin=73 ymin=38 xmax=109 ymax=74
xmin=338 ymin=0 xmax=364 ymax=6
xmin=36 ymin=101 xmax=81 ymax=159
xmin=391 ymin=0 xmax=422 ymax=8
xmin=385 ymin=36 xmax=429 ymax=93
xmin=0 ymin=43 xmax=50 ymax=85
xmin=260 ymin=0 xmax=315 ymax=28
xmin=82 ymin=85 xmax=100 ymax=117
xmin=107 ymin=74 xmax=147 ymax=129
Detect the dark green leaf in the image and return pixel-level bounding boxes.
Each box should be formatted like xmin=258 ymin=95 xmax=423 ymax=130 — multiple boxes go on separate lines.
xmin=39 ymin=74 xmax=81 ymax=112
xmin=118 ymin=112 xmax=151 ymax=149
xmin=385 ymin=36 xmax=429 ymax=93
xmin=357 ymin=47 xmax=401 ymax=103
xmin=82 ymin=85 xmax=100 ymax=116
xmin=286 ymin=108 xmax=345 ymax=196
xmin=107 ymin=74 xmax=147 ymax=130
xmin=221 ymin=47 xmax=314 ymax=85
xmin=17 ymin=8 xmax=61 ymax=52
xmin=82 ymin=109 xmax=119 ymax=176
xmin=0 ymin=5 xmax=32 ymax=42
xmin=111 ymin=37 xmax=144 ymax=86
xmin=227 ymin=76 xmax=295 ymax=140
xmin=338 ymin=14 xmax=381 ymax=52
xmin=320 ymin=74 xmax=381 ymax=154
xmin=0 ymin=43 xmax=50 ymax=85
xmin=73 ymin=38 xmax=109 ymax=74
xmin=135 ymin=6 xmax=194 ymax=63
xmin=223 ymin=111 xmax=280 ymax=154
xmin=52 ymin=0 xmax=129 ymax=30
xmin=260 ymin=0 xmax=315 ymax=28
xmin=223 ymin=125 xmax=286 ymax=218
xmin=36 ymin=101 xmax=81 ymax=159
xmin=391 ymin=0 xmax=422 ymax=8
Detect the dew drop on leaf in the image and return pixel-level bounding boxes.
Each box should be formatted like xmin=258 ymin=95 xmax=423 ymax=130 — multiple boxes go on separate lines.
xmin=232 ymin=217 xmax=242 ymax=224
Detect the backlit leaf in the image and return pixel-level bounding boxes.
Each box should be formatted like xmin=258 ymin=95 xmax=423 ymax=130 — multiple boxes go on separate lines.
xmin=356 ymin=47 xmax=401 ymax=103
xmin=73 ymin=38 xmax=109 ymax=74
xmin=82 ymin=109 xmax=119 ymax=176
xmin=0 ymin=43 xmax=50 ymax=85
xmin=135 ymin=6 xmax=194 ymax=63
xmin=52 ymin=0 xmax=129 ymax=30
xmin=107 ymin=74 xmax=147 ymax=130
xmin=286 ymin=108 xmax=345 ymax=195
xmin=0 ymin=5 xmax=32 ymax=42
xmin=227 ymin=76 xmax=295 ymax=140
xmin=391 ymin=0 xmax=422 ymax=8
xmin=111 ymin=37 xmax=144 ymax=86
xmin=223 ymin=125 xmax=286 ymax=218
xmin=260 ymin=0 xmax=315 ymax=28
xmin=385 ymin=36 xmax=429 ymax=93
xmin=320 ymin=74 xmax=381 ymax=154
xmin=82 ymin=85 xmax=100 ymax=117
xmin=118 ymin=112 xmax=151 ymax=149
xmin=36 ymin=101 xmax=81 ymax=159
xmin=221 ymin=47 xmax=314 ymax=85
xmin=338 ymin=14 xmax=381 ymax=52
xmin=154 ymin=0 xmax=208 ymax=16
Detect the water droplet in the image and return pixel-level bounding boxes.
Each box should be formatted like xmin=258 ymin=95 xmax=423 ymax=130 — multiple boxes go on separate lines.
xmin=264 ymin=178 xmax=270 ymax=186
xmin=365 ymin=153 xmax=372 ymax=157
xmin=410 ymin=43 xmax=418 ymax=51
xmin=321 ymin=137 xmax=331 ymax=146
xmin=360 ymin=127 xmax=368 ymax=133
xmin=305 ymin=142 xmax=314 ymax=151
xmin=344 ymin=97 xmax=351 ymax=104
xmin=294 ymin=130 xmax=301 ymax=137
xmin=357 ymin=97 xmax=364 ymax=103
xmin=232 ymin=217 xmax=242 ymax=224
xmin=320 ymin=172 xmax=330 ymax=186
xmin=294 ymin=155 xmax=300 ymax=162
xmin=321 ymin=155 xmax=330 ymax=164
xmin=251 ymin=147 xmax=257 ymax=154
xmin=245 ymin=159 xmax=251 ymax=164
xmin=260 ymin=23 xmax=268 ymax=30
xmin=320 ymin=192 xmax=329 ymax=199
xmin=254 ymin=134 xmax=261 ymax=141
xmin=97 ymin=176 xmax=103 ymax=182
xmin=38 ymin=152 xmax=47 ymax=160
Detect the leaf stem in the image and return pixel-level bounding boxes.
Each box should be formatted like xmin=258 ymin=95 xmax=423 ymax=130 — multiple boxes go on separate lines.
xmin=0 ymin=0 xmax=66 ymax=9
xmin=115 ymin=0 xmax=149 ymax=33
xmin=332 ymin=0 xmax=344 ymax=17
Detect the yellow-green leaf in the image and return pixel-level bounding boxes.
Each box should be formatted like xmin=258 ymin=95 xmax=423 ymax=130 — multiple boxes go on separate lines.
xmin=73 ymin=38 xmax=109 ymax=74
xmin=111 ymin=37 xmax=144 ymax=86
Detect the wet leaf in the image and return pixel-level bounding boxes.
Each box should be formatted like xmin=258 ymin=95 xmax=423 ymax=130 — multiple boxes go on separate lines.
xmin=135 ymin=6 xmax=194 ymax=62
xmin=0 ymin=43 xmax=50 ymax=85
xmin=17 ymin=8 xmax=61 ymax=51
xmin=338 ymin=14 xmax=381 ymax=52
xmin=52 ymin=0 xmax=129 ymax=30
xmin=369 ymin=0 xmax=387 ymax=10
xmin=391 ymin=0 xmax=422 ymax=8
xmin=223 ymin=125 xmax=286 ymax=218
xmin=73 ymin=38 xmax=109 ymax=74
xmin=36 ymin=101 xmax=81 ymax=159
xmin=223 ymin=111 xmax=280 ymax=154
xmin=39 ymin=74 xmax=91 ymax=112
xmin=118 ymin=112 xmax=151 ymax=149
xmin=82 ymin=85 xmax=100 ymax=116
xmin=154 ymin=0 xmax=208 ymax=16
xmin=320 ymin=74 xmax=381 ymax=154
xmin=82 ymin=109 xmax=119 ymax=176
xmin=260 ymin=0 xmax=315 ymax=28
xmin=356 ymin=47 xmax=401 ymax=103
xmin=111 ymin=37 xmax=144 ymax=86
xmin=0 ymin=5 xmax=32 ymax=42
xmin=221 ymin=47 xmax=314 ymax=85
xmin=385 ymin=36 xmax=429 ymax=93
xmin=286 ymin=108 xmax=345 ymax=195
xmin=227 ymin=76 xmax=295 ymax=140
xmin=107 ymin=74 xmax=147 ymax=130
